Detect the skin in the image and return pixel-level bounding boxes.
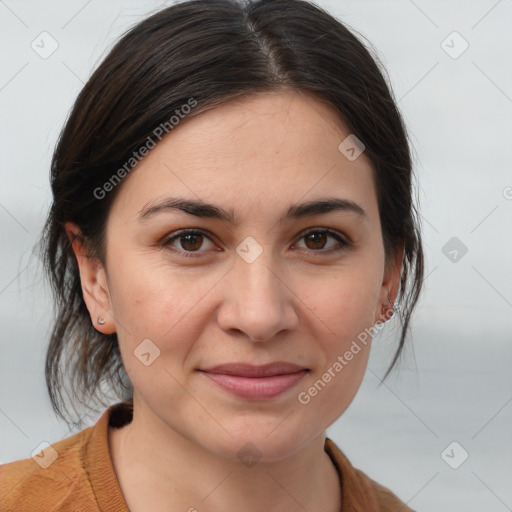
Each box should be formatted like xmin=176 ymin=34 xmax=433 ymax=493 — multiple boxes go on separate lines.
xmin=66 ymin=89 xmax=402 ymax=512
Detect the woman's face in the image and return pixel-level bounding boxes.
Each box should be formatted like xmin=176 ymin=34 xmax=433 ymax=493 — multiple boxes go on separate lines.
xmin=70 ymin=90 xmax=400 ymax=461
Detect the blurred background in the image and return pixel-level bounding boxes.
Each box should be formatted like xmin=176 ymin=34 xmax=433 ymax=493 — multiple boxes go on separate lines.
xmin=0 ymin=1 xmax=511 ymax=510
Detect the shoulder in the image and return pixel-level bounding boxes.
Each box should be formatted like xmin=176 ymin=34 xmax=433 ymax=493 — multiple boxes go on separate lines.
xmin=352 ymin=468 xmax=416 ymax=512
xmin=324 ymin=437 xmax=416 ymax=512
xmin=0 ymin=425 xmax=99 ymax=512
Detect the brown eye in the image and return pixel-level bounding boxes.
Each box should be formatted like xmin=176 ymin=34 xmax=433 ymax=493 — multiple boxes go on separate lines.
xmin=304 ymin=231 xmax=328 ymax=250
xmin=179 ymin=233 xmax=204 ymax=251
xmin=162 ymin=229 xmax=216 ymax=257
xmin=295 ymin=228 xmax=350 ymax=255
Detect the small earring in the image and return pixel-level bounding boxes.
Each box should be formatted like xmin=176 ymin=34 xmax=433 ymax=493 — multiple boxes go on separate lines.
xmin=97 ymin=317 xmax=105 ymax=325
xmin=381 ymin=297 xmax=394 ymax=317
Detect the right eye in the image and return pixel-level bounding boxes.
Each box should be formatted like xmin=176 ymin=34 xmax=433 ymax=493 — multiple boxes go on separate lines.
xmin=162 ymin=229 xmax=220 ymax=257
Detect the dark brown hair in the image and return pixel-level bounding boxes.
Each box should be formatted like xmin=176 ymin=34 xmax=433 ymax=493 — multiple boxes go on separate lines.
xmin=40 ymin=0 xmax=424 ymax=427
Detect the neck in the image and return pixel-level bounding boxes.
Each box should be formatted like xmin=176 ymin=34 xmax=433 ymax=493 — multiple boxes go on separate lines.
xmin=108 ymin=401 xmax=342 ymax=512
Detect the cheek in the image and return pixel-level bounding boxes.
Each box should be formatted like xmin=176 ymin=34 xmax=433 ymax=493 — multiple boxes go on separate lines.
xmin=296 ymin=263 xmax=381 ymax=340
xmin=108 ymin=255 xmax=218 ymax=337
xmin=107 ymin=262 xmax=216 ymax=405
xmin=296 ymin=330 xmax=371 ymax=431
xmin=296 ymin=284 xmax=374 ymax=424
xmin=292 ymin=260 xmax=380 ymax=408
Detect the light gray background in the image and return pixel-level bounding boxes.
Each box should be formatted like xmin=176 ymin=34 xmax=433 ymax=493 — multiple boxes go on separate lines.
xmin=1 ymin=1 xmax=511 ymax=511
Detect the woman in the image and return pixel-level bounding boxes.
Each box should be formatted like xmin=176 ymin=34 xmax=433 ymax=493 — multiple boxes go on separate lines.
xmin=0 ymin=0 xmax=423 ymax=510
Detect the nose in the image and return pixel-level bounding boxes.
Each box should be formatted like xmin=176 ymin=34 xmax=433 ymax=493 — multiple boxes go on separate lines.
xmin=216 ymin=251 xmax=299 ymax=343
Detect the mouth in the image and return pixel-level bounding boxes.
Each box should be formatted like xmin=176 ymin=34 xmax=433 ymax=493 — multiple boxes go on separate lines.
xmin=198 ymin=362 xmax=309 ymax=400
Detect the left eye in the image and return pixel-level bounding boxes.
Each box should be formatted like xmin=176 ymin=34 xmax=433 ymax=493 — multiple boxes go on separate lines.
xmin=294 ymin=228 xmax=348 ymax=253
xmin=162 ymin=228 xmax=349 ymax=257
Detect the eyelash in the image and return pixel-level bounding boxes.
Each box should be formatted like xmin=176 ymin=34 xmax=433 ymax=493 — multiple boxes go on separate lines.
xmin=161 ymin=228 xmax=351 ymax=258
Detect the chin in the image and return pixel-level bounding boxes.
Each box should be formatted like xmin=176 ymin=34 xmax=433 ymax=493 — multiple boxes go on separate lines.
xmin=206 ymin=424 xmax=317 ymax=464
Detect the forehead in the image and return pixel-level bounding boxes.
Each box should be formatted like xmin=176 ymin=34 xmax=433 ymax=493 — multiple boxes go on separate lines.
xmin=109 ymin=90 xmax=378 ymax=223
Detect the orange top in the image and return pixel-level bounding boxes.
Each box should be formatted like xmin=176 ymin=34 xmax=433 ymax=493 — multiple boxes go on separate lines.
xmin=0 ymin=401 xmax=415 ymax=511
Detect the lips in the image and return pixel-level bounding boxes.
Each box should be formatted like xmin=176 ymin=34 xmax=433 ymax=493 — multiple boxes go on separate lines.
xmin=198 ymin=362 xmax=309 ymax=399
xmin=199 ymin=362 xmax=308 ymax=377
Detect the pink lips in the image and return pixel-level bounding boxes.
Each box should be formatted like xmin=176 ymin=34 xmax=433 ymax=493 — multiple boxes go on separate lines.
xmin=199 ymin=362 xmax=309 ymax=400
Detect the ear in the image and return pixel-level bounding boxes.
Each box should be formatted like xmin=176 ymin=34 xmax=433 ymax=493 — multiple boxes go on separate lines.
xmin=64 ymin=221 xmax=116 ymax=334
xmin=374 ymin=243 xmax=404 ymax=325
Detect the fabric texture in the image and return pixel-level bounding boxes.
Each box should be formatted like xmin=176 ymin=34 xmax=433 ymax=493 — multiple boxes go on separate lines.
xmin=1 ymin=401 xmax=415 ymax=511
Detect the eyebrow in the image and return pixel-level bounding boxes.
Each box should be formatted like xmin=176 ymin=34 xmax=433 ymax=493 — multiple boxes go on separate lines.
xmin=137 ymin=196 xmax=367 ymax=224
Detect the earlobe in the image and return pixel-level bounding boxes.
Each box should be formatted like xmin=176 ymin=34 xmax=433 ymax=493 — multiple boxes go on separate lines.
xmin=64 ymin=222 xmax=116 ymax=334
xmin=374 ymin=244 xmax=404 ymax=325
